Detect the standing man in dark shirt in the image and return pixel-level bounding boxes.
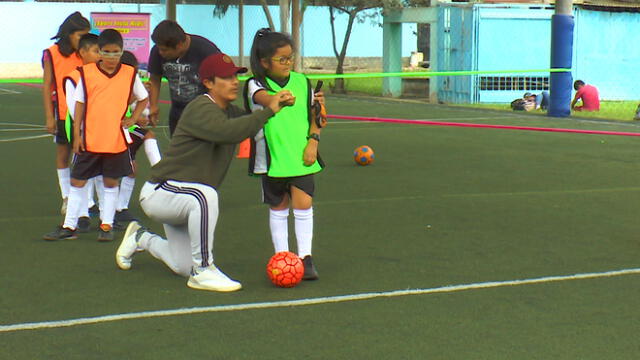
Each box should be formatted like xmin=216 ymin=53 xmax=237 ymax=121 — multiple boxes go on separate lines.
xmin=148 ymin=20 xmax=221 ymax=135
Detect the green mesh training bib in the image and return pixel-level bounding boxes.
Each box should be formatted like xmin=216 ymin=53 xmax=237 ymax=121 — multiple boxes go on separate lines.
xmin=264 ymin=72 xmax=322 ymax=177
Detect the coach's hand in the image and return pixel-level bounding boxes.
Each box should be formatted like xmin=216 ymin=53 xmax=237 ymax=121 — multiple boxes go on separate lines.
xmin=268 ymin=90 xmax=295 ymax=113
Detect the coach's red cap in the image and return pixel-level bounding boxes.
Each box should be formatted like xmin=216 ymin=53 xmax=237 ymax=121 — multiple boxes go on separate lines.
xmin=198 ymin=53 xmax=247 ymax=80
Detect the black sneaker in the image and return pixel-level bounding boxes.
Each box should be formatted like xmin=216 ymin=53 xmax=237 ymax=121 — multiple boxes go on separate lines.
xmin=77 ymin=217 xmax=91 ymax=233
xmin=97 ymin=224 xmax=114 ymax=242
xmin=88 ymin=204 xmax=100 ymax=218
xmin=43 ymin=226 xmax=77 ymax=241
xmin=115 ymin=209 xmax=136 ymax=223
xmin=302 ymin=255 xmax=319 ymax=280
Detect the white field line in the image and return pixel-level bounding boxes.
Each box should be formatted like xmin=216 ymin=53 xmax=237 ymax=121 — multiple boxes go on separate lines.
xmin=1 ymin=267 xmax=639 ymax=333
xmin=0 ymin=88 xmax=22 ymax=94
xmin=0 ymin=134 xmax=51 ymax=143
xmin=0 ymin=122 xmax=43 ymax=128
xmin=0 ymin=128 xmax=46 ymax=132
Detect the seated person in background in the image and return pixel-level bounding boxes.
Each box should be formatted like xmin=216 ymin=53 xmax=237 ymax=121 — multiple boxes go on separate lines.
xmin=523 ymin=91 xmax=549 ymax=111
xmin=571 ymin=80 xmax=600 ymax=112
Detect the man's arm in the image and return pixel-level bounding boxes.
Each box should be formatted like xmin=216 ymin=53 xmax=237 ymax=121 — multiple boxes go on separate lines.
xmin=181 ymin=91 xmax=291 ymax=143
xmin=148 ymin=73 xmax=162 ymax=126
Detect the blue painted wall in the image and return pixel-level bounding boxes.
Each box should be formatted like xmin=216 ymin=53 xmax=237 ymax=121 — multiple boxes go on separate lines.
xmin=437 ymin=4 xmax=640 ymax=103
xmin=0 ymin=3 xmax=418 ymax=65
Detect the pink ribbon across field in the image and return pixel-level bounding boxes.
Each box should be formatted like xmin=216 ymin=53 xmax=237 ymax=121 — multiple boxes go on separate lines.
xmin=327 ymin=114 xmax=640 ymax=137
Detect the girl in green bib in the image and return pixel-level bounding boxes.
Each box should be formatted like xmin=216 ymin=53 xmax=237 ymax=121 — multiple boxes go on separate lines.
xmin=245 ymin=29 xmax=326 ymax=280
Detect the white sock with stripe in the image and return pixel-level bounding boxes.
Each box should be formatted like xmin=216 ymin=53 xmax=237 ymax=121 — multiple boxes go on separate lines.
xmin=62 ymin=185 xmax=86 ymax=229
xmin=144 ymin=139 xmax=162 ymax=166
xmin=294 ymin=207 xmax=313 ymax=258
xmin=101 ymin=186 xmax=118 ymax=227
xmin=78 ymin=181 xmax=90 ymax=218
xmin=269 ymin=208 xmax=289 ymax=252
xmin=86 ymin=177 xmax=96 ymax=209
xmin=117 ymin=176 xmax=136 ymax=211
xmin=57 ymin=168 xmax=70 ymax=199
xmin=94 ymin=176 xmax=105 ymax=215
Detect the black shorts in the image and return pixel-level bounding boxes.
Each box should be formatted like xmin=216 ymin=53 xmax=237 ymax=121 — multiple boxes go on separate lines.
xmin=128 ymin=127 xmax=148 ymax=160
xmin=261 ymin=174 xmax=315 ymax=206
xmin=55 ymin=119 xmax=70 ymax=144
xmin=71 ymin=150 xmax=133 ymax=180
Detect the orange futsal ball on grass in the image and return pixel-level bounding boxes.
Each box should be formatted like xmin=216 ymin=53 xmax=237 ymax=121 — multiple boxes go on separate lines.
xmin=354 ymin=145 xmax=375 ymax=166
xmin=266 ymin=251 xmax=304 ymax=288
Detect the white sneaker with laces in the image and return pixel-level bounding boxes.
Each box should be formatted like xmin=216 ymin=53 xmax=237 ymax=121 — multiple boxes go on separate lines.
xmin=115 ymin=221 xmax=143 ymax=270
xmin=187 ymin=265 xmax=242 ymax=292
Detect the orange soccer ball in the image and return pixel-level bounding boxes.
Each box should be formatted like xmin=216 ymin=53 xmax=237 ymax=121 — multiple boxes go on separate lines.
xmin=354 ymin=145 xmax=375 ymax=166
xmin=266 ymin=251 xmax=304 ymax=288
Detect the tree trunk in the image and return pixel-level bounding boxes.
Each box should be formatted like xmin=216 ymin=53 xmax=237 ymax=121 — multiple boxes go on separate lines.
xmin=331 ymin=9 xmax=357 ymax=94
xmin=292 ymin=0 xmax=302 ymax=71
xmin=259 ymin=0 xmax=275 ymax=30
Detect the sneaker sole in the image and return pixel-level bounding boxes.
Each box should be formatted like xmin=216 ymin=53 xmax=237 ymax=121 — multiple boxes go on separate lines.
xmin=115 ymin=222 xmax=142 ymax=270
xmin=43 ymin=235 xmax=77 ymax=241
xmin=186 ymin=279 xmax=242 ymax=292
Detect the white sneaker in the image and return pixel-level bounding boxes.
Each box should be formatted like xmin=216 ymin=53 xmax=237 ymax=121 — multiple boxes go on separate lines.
xmin=187 ymin=266 xmax=242 ymax=292
xmin=115 ymin=221 xmax=143 ymax=270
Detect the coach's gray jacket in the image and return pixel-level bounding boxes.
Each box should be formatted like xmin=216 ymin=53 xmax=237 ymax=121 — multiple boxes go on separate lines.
xmin=150 ymin=94 xmax=274 ymax=189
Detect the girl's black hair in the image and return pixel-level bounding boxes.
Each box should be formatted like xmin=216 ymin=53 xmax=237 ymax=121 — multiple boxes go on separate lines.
xmin=120 ymin=50 xmax=139 ymax=69
xmin=249 ymin=28 xmax=293 ymax=92
xmin=51 ymin=12 xmax=91 ymax=57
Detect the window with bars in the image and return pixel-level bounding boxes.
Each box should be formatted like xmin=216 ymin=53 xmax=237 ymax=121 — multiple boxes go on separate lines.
xmin=479 ymin=76 xmax=549 ymax=91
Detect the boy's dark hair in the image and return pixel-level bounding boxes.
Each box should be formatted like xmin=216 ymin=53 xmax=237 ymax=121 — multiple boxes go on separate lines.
xmin=574 ymin=80 xmax=585 ymax=91
xmin=98 ymin=29 xmax=124 ymax=49
xmin=120 ymin=51 xmax=139 ymax=69
xmin=51 ymin=12 xmax=90 ymax=56
xmin=151 ymin=20 xmax=187 ymax=48
xmin=249 ymin=28 xmax=294 ymax=91
xmin=78 ymin=33 xmax=99 ymax=51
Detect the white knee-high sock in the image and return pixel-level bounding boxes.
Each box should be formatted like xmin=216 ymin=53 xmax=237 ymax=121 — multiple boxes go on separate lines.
xmin=294 ymin=207 xmax=313 ymax=258
xmin=94 ymin=175 xmax=105 ymax=214
xmin=62 ymin=185 xmax=87 ymax=229
xmin=269 ymin=208 xmax=289 ymax=253
xmin=86 ymin=177 xmax=96 ymax=209
xmin=144 ymin=139 xmax=162 ymax=166
xmin=101 ymin=186 xmax=118 ymax=227
xmin=78 ymin=182 xmax=90 ymax=218
xmin=117 ymin=176 xmax=136 ymax=211
xmin=57 ymin=168 xmax=70 ymax=199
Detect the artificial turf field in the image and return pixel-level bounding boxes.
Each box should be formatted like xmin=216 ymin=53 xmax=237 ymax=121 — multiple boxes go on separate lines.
xmin=1 ymin=82 xmax=640 ymax=359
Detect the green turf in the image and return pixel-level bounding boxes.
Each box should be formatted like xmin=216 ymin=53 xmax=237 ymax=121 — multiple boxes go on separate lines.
xmin=1 ymin=83 xmax=640 ymax=359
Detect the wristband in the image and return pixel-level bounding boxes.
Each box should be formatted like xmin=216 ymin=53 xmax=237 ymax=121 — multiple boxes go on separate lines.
xmin=306 ymin=133 xmax=320 ymax=142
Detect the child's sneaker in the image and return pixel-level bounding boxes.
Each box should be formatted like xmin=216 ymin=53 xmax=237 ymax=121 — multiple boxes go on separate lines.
xmin=88 ymin=204 xmax=100 ymax=218
xmin=77 ymin=217 xmax=91 ymax=233
xmin=115 ymin=209 xmax=136 ymax=223
xmin=302 ymin=255 xmax=319 ymax=280
xmin=97 ymin=224 xmax=114 ymax=242
xmin=43 ymin=226 xmax=77 ymax=241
